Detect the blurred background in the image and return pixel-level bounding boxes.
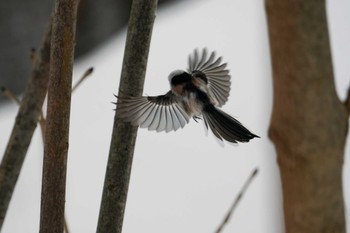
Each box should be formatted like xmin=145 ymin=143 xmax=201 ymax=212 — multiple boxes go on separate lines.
xmin=0 ymin=0 xmax=178 ymax=103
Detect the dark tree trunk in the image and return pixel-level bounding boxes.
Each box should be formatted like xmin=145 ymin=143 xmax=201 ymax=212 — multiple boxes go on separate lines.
xmin=266 ymin=1 xmax=347 ymax=233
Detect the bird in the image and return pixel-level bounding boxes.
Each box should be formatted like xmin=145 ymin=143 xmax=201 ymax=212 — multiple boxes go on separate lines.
xmin=115 ymin=48 xmax=259 ymax=144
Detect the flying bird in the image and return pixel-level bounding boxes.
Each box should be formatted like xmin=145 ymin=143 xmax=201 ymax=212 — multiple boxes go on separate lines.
xmin=115 ymin=48 xmax=259 ymax=143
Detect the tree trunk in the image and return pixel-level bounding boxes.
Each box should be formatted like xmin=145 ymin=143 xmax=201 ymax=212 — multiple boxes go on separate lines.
xmin=265 ymin=1 xmax=347 ymax=233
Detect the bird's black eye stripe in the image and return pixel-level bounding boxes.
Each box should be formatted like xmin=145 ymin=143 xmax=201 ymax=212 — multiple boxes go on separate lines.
xmin=171 ymin=72 xmax=192 ymax=86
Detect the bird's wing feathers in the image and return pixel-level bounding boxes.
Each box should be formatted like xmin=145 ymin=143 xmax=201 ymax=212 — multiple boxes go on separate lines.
xmin=187 ymin=48 xmax=231 ymax=107
xmin=116 ymin=91 xmax=190 ymax=132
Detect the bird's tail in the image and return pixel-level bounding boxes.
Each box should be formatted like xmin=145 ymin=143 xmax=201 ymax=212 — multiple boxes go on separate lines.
xmin=202 ymin=104 xmax=259 ymax=143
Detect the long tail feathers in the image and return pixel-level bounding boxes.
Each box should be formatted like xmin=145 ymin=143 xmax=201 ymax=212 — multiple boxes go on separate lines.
xmin=202 ymin=105 xmax=259 ymax=143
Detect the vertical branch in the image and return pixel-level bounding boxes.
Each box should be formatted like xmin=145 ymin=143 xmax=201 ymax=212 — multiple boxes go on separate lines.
xmin=266 ymin=0 xmax=347 ymax=232
xmin=39 ymin=0 xmax=79 ymax=232
xmin=96 ymin=1 xmax=158 ymax=233
xmin=0 ymin=18 xmax=52 ymax=230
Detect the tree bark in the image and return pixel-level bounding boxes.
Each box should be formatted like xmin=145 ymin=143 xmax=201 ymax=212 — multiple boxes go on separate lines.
xmin=39 ymin=0 xmax=79 ymax=232
xmin=266 ymin=1 xmax=347 ymax=233
xmin=0 ymin=17 xmax=52 ymax=231
xmin=96 ymin=1 xmax=158 ymax=233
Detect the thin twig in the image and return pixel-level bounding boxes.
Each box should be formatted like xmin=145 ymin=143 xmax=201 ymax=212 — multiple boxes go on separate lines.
xmin=1 ymin=87 xmax=21 ymax=105
xmin=215 ymin=168 xmax=259 ymax=233
xmin=37 ymin=66 xmax=93 ymax=144
xmin=71 ymin=67 xmax=94 ymax=92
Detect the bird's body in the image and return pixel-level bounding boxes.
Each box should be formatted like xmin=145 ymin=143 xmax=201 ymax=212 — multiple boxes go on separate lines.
xmin=168 ymin=70 xmax=209 ymax=117
xmin=116 ymin=48 xmax=259 ymax=143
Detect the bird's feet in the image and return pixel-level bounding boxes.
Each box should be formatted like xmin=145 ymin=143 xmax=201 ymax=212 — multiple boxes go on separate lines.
xmin=193 ymin=115 xmax=202 ymax=123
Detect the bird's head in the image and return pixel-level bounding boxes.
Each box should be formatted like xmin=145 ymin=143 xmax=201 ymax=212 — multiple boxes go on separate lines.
xmin=168 ymin=70 xmax=186 ymax=82
xmin=168 ymin=70 xmax=192 ymax=87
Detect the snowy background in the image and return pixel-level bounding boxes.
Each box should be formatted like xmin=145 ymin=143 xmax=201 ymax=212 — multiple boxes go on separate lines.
xmin=1 ymin=0 xmax=350 ymax=232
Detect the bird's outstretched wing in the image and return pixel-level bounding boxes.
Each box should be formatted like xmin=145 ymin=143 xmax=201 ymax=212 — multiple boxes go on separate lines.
xmin=187 ymin=48 xmax=231 ymax=107
xmin=115 ymin=91 xmax=190 ymax=132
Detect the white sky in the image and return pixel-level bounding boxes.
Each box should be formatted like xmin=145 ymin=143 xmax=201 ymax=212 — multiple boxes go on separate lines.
xmin=1 ymin=0 xmax=349 ymax=232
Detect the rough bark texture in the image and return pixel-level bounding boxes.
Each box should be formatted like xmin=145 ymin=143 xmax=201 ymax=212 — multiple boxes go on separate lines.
xmin=0 ymin=18 xmax=52 ymax=230
xmin=96 ymin=1 xmax=158 ymax=233
xmin=39 ymin=0 xmax=79 ymax=233
xmin=266 ymin=1 xmax=347 ymax=233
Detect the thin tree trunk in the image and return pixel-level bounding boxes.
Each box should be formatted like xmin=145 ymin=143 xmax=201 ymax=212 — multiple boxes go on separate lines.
xmin=39 ymin=0 xmax=79 ymax=232
xmin=96 ymin=1 xmax=158 ymax=233
xmin=265 ymin=1 xmax=347 ymax=233
xmin=0 ymin=18 xmax=52 ymax=230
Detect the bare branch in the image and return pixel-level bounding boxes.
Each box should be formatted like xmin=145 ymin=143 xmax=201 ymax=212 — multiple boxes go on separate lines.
xmin=71 ymin=67 xmax=94 ymax=92
xmin=1 ymin=86 xmax=21 ymax=105
xmin=39 ymin=0 xmax=79 ymax=232
xmin=0 ymin=17 xmax=52 ymax=230
xmin=214 ymin=168 xmax=259 ymax=233
xmin=96 ymin=1 xmax=158 ymax=233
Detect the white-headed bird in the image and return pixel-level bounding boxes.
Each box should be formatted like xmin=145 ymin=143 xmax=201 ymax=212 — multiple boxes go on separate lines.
xmin=115 ymin=48 xmax=259 ymax=144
